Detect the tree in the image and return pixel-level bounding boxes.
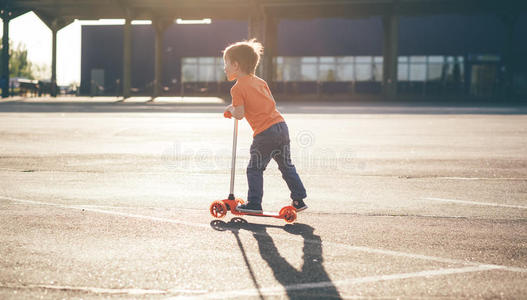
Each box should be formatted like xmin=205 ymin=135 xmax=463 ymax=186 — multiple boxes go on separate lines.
xmin=32 ymin=62 xmax=50 ymax=80
xmin=0 ymin=41 xmax=35 ymax=79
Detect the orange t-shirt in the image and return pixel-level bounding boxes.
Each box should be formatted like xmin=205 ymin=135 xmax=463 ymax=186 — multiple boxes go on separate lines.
xmin=231 ymin=75 xmax=285 ymax=136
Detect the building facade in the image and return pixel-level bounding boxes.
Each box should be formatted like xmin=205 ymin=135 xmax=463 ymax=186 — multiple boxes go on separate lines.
xmin=81 ymin=14 xmax=527 ymax=100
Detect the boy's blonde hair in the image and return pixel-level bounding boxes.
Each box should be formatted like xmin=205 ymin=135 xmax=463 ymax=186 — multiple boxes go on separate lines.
xmin=223 ymin=39 xmax=264 ymax=75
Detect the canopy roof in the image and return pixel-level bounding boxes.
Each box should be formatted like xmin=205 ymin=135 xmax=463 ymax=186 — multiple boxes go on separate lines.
xmin=5 ymin=0 xmax=526 ymax=22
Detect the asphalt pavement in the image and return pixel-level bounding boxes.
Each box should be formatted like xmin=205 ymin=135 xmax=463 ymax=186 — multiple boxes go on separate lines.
xmin=0 ymin=98 xmax=526 ymax=299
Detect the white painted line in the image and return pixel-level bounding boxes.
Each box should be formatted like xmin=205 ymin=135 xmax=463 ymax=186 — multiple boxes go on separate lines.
xmin=0 ymin=196 xmax=209 ymax=229
xmin=73 ymin=204 xmax=204 ymax=213
xmin=2 ymin=196 xmax=526 ymax=275
xmin=437 ymin=177 xmax=527 ymax=181
xmin=312 ymin=244 xmax=525 ymax=274
xmin=335 ymin=244 xmax=473 ymax=266
xmin=3 ymin=284 xmax=166 ymax=295
xmin=423 ymin=197 xmax=527 ymax=210
xmin=0 ymin=168 xmax=21 ymax=171
xmin=78 ymin=207 xmax=211 ymax=229
xmin=191 ymin=265 xmax=502 ymax=299
xmin=0 ymin=283 xmax=207 ymax=296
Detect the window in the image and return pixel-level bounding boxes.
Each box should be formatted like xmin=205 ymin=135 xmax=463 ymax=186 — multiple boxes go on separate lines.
xmin=427 ymin=56 xmax=444 ymax=81
xmin=319 ymin=57 xmax=337 ymax=81
xmin=274 ymin=57 xmax=284 ymax=81
xmin=273 ymin=55 xmax=465 ymax=83
xmin=444 ymin=56 xmax=464 ymax=84
xmin=181 ymin=57 xmax=225 ymax=82
xmin=301 ymin=57 xmax=318 ymax=81
xmin=409 ymin=56 xmax=427 ymax=82
xmin=336 ymin=57 xmax=354 ymax=81
xmin=355 ymin=56 xmax=373 ymax=81
xmin=398 ymin=55 xmax=465 ymax=83
xmin=373 ymin=56 xmax=383 ymax=82
xmin=182 ymin=58 xmax=198 ymax=82
xmin=398 ymin=56 xmax=409 ymax=81
xmin=274 ymin=56 xmax=386 ymax=82
xmin=280 ymin=57 xmax=301 ymax=82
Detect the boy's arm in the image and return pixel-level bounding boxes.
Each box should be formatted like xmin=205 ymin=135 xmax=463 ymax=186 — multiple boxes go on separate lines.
xmin=224 ymin=104 xmax=245 ymax=120
xmin=227 ymin=85 xmax=245 ymax=120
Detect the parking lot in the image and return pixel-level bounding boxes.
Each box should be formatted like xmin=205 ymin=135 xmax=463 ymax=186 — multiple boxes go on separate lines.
xmin=0 ymin=98 xmax=526 ymax=299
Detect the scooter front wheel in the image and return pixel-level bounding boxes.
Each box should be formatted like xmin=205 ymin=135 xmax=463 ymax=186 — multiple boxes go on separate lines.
xmin=210 ymin=200 xmax=228 ymax=218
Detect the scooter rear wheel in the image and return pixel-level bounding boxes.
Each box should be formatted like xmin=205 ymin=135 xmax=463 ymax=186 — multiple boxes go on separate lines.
xmin=283 ymin=208 xmax=297 ymax=223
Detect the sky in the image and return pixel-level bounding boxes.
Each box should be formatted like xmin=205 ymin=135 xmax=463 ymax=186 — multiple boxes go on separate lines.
xmin=0 ymin=11 xmax=134 ymax=86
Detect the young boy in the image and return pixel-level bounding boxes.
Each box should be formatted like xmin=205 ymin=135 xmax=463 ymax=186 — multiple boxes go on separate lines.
xmin=222 ymin=39 xmax=307 ymax=214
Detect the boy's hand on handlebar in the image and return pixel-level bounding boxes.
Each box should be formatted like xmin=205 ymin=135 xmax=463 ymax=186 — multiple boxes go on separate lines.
xmin=224 ymin=105 xmax=234 ymax=119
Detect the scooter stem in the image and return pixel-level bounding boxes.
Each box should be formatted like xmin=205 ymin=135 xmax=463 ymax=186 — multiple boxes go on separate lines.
xmin=228 ymin=119 xmax=238 ymax=200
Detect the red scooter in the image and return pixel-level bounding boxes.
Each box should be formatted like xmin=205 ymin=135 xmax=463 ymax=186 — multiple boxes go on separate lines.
xmin=209 ymin=111 xmax=297 ymax=223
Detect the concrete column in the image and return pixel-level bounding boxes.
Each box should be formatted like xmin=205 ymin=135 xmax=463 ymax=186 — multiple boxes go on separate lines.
xmin=122 ymin=15 xmax=132 ymax=99
xmin=382 ymin=15 xmax=399 ymax=100
xmin=51 ymin=27 xmax=58 ymax=97
xmin=1 ymin=11 xmax=10 ymax=98
xmin=248 ymin=1 xmax=263 ymax=41
xmin=248 ymin=1 xmax=265 ymax=77
xmin=262 ymin=15 xmax=278 ymax=84
xmin=33 ymin=15 xmax=73 ymax=97
xmin=500 ymin=14 xmax=517 ymax=100
xmin=248 ymin=4 xmax=277 ymax=83
xmin=153 ymin=18 xmax=170 ymax=99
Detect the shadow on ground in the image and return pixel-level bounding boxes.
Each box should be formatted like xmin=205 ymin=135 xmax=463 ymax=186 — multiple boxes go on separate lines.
xmin=210 ymin=218 xmax=342 ymax=299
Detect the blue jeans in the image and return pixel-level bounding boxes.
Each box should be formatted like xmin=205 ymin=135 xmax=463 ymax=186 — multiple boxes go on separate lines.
xmin=247 ymin=122 xmax=307 ymax=205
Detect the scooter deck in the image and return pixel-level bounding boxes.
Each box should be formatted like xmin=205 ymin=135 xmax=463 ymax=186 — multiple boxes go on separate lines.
xmin=238 ymin=211 xmax=281 ymax=217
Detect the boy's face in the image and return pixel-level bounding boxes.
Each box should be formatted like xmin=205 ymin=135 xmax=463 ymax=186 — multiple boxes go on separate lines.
xmin=224 ymin=58 xmax=239 ymax=81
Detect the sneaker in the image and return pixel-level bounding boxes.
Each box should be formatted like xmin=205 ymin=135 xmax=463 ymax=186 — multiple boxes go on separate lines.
xmin=236 ymin=202 xmax=263 ymax=214
xmin=292 ymin=199 xmax=308 ymax=212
